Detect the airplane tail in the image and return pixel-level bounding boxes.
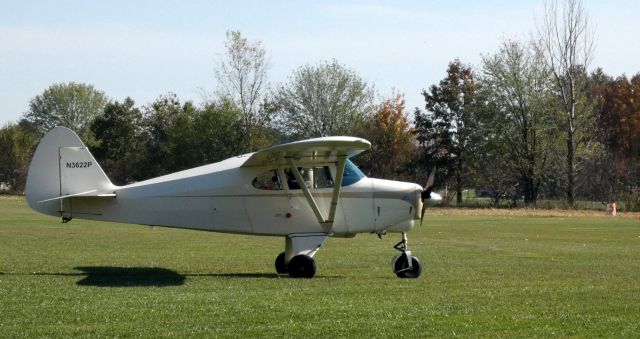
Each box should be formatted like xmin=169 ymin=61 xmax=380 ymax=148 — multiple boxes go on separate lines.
xmin=25 ymin=126 xmax=117 ymax=217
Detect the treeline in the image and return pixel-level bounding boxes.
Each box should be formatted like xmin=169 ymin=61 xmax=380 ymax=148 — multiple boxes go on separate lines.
xmin=1 ymin=1 xmax=639 ymax=210
xmin=414 ymin=56 xmax=639 ymax=209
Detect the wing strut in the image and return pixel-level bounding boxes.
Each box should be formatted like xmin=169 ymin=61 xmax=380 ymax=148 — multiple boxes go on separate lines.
xmin=328 ymin=155 xmax=346 ymax=223
xmin=286 ymin=155 xmax=347 ymax=233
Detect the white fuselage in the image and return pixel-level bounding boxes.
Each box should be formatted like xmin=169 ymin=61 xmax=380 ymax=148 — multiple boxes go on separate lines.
xmin=56 ymin=155 xmax=418 ymax=237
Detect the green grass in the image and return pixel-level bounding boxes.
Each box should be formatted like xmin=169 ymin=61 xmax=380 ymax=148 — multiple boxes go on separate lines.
xmin=1 ymin=197 xmax=639 ymax=337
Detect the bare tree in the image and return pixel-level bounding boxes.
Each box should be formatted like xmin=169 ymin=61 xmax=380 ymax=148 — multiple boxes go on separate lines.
xmin=538 ymin=0 xmax=595 ymax=204
xmin=215 ymin=31 xmax=271 ymax=151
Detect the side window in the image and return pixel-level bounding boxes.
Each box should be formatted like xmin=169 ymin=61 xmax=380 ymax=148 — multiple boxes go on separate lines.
xmin=313 ymin=166 xmax=334 ymax=188
xmin=252 ymin=169 xmax=283 ymax=190
xmin=284 ymin=168 xmax=304 ymax=189
xmin=284 ymin=166 xmax=334 ymax=190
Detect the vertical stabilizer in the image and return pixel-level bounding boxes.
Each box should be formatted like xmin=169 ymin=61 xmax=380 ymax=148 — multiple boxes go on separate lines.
xmin=25 ymin=127 xmax=116 ymax=216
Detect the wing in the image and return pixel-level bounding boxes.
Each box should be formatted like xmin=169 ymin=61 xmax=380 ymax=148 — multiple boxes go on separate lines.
xmin=241 ymin=136 xmax=371 ymax=168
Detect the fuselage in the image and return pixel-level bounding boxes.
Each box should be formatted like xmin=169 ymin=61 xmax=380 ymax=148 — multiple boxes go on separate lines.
xmin=55 ymin=155 xmax=421 ymax=237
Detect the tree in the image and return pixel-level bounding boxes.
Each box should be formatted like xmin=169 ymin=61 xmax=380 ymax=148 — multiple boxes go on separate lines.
xmin=215 ymin=30 xmax=273 ymax=151
xmin=275 ymin=59 xmax=375 ymax=139
xmin=140 ymin=94 xmax=199 ymax=178
xmin=481 ymin=39 xmax=556 ymax=204
xmin=599 ymin=74 xmax=640 ymax=162
xmin=0 ymin=123 xmax=39 ymax=193
xmin=587 ymin=72 xmax=640 ymax=200
xmin=538 ymin=0 xmax=596 ymax=204
xmin=193 ymin=100 xmax=245 ymax=164
xmin=363 ymin=93 xmax=414 ymax=180
xmin=23 ymin=82 xmax=108 ymax=141
xmin=90 ymin=98 xmax=144 ymax=185
xmin=414 ymin=59 xmax=483 ymax=204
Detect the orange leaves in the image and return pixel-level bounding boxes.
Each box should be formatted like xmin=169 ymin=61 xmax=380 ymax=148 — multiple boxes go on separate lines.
xmin=366 ymin=93 xmax=414 ymax=179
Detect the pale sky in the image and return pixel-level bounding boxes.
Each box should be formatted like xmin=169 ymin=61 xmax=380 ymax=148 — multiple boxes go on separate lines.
xmin=1 ymin=0 xmax=638 ymax=125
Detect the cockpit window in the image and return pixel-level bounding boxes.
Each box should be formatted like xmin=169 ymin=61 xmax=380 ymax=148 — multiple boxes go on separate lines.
xmin=342 ymin=159 xmax=366 ymax=186
xmin=252 ymin=169 xmax=283 ymax=190
xmin=258 ymin=161 xmax=364 ymax=190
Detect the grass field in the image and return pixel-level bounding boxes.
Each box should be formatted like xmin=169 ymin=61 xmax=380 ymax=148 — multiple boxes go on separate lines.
xmin=1 ymin=196 xmax=639 ymax=337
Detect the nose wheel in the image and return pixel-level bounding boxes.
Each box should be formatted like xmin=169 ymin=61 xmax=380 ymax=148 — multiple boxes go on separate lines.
xmin=392 ymin=232 xmax=422 ymax=278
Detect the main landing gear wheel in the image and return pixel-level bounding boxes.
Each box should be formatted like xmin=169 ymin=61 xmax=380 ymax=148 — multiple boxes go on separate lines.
xmin=392 ymin=232 xmax=422 ymax=279
xmin=287 ymin=255 xmax=316 ymax=278
xmin=275 ymin=252 xmax=288 ymax=274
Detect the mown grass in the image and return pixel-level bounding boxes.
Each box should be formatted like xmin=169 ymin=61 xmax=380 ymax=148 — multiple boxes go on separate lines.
xmin=1 ymin=196 xmax=639 ymax=337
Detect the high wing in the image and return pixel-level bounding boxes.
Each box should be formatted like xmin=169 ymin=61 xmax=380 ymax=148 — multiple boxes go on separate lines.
xmin=241 ymin=136 xmax=371 ymax=234
xmin=241 ymin=136 xmax=371 ymax=168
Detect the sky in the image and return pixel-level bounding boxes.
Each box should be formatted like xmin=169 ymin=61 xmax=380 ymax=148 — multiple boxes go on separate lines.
xmin=1 ymin=0 xmax=639 ymax=125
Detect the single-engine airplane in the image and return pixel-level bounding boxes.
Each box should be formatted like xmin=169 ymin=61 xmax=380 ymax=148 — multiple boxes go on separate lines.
xmin=26 ymin=127 xmax=441 ymax=278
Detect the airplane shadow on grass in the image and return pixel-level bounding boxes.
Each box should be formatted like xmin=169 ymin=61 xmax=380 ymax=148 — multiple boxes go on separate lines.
xmin=22 ymin=267 xmax=337 ymax=287
xmin=71 ymin=267 xmax=286 ymax=287
xmin=74 ymin=267 xmax=187 ymax=287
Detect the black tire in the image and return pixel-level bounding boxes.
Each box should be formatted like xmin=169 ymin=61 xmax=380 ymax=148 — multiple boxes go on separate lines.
xmin=275 ymin=252 xmax=288 ymax=274
xmin=288 ymin=255 xmax=316 ymax=278
xmin=394 ymin=254 xmax=422 ymax=279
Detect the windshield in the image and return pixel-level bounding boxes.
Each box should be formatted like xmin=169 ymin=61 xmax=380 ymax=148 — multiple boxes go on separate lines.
xmin=342 ymin=159 xmax=366 ymax=186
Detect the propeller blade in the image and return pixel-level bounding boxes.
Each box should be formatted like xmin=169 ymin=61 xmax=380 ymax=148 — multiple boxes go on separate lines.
xmin=425 ymin=167 xmax=436 ymax=190
xmin=420 ymin=167 xmax=436 ymax=226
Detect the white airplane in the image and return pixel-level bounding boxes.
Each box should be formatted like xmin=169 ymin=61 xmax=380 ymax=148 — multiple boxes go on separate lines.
xmin=25 ymin=127 xmax=441 ymax=278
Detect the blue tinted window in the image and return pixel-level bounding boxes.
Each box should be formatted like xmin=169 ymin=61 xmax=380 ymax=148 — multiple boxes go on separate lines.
xmin=342 ymin=159 xmax=365 ymax=186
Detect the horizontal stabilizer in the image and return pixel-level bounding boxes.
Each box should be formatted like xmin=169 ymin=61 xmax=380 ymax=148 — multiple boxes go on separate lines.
xmin=37 ymin=190 xmax=117 ymax=203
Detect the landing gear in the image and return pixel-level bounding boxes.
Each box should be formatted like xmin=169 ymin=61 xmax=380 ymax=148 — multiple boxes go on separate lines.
xmin=392 ymin=232 xmax=422 ymax=278
xmin=275 ymin=252 xmax=288 ymax=274
xmin=275 ymin=234 xmax=327 ymax=278
xmin=287 ymin=255 xmax=316 ymax=278
xmin=274 ymin=252 xmax=317 ymax=278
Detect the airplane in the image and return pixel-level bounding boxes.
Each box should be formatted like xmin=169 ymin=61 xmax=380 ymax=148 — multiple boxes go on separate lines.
xmin=25 ymin=126 xmax=441 ymax=278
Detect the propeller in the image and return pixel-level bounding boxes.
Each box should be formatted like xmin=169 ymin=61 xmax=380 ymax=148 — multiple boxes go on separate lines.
xmin=420 ymin=167 xmax=436 ymax=225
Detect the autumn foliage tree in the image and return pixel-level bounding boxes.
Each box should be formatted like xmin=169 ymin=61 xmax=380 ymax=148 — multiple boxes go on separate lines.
xmin=600 ymin=75 xmax=640 ymax=160
xmin=596 ymin=73 xmax=640 ymax=196
xmin=365 ymin=94 xmax=414 ymax=179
